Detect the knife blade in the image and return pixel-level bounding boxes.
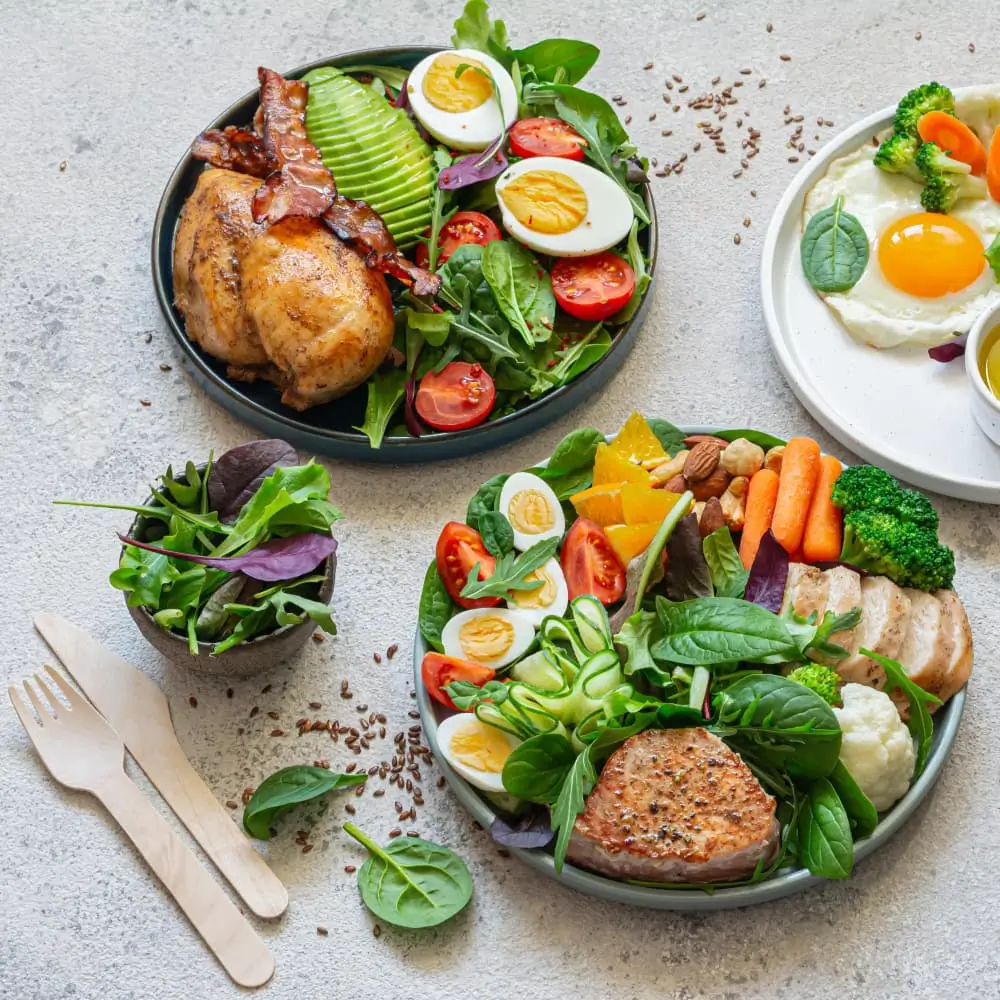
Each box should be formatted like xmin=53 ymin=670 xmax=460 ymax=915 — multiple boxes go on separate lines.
xmin=35 ymin=613 xmax=288 ymax=920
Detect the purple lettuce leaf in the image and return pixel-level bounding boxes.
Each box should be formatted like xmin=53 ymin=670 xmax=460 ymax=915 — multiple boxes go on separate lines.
xmin=438 ymin=145 xmax=509 ymax=190
xmin=489 ymin=811 xmax=554 ymax=849
xmin=207 ymin=439 xmax=297 ymax=520
xmin=665 ymin=514 xmax=713 ymax=601
xmin=743 ymin=531 xmax=789 ymax=613
xmin=118 ymin=532 xmax=337 ymax=582
xmin=928 ymin=337 xmax=966 ymax=363
xmin=404 ymin=378 xmax=426 ymax=437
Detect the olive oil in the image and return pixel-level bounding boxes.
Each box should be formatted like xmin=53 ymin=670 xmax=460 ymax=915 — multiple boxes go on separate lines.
xmin=979 ymin=324 xmax=1000 ymax=401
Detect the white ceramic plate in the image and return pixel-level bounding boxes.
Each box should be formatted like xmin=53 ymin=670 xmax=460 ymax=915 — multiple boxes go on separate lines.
xmin=761 ymin=89 xmax=1000 ymax=503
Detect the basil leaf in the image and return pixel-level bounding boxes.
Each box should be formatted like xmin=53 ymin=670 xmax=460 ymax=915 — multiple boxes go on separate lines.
xmin=466 ymin=473 xmax=509 ymax=532
xmin=801 ymin=194 xmax=869 ymax=293
xmin=829 ymin=760 xmax=879 ymax=839
xmin=550 ymin=745 xmax=597 ymax=872
xmin=646 ymin=417 xmax=687 ymax=456
xmin=613 ymin=219 xmax=651 ymax=324
xmin=482 ymin=240 xmax=556 ymax=345
xmin=346 ymin=823 xmax=473 ymax=928
xmin=665 ymin=513 xmax=714 ymax=601
xmin=986 ymin=233 xmax=1000 ymax=281
xmin=797 ymin=778 xmax=854 ymax=879
xmin=703 ymin=527 xmax=750 ymax=598
xmin=353 ymin=369 xmax=407 ymax=450
xmin=478 ymin=510 xmax=515 ymax=556
xmin=501 ymin=732 xmax=577 ymax=803
xmin=243 ymin=767 xmax=366 ymax=840
xmin=534 ymin=426 xmax=604 ymax=498
xmin=418 ymin=561 xmax=453 ymax=653
xmin=512 ymin=39 xmax=599 ymax=84
xmin=716 ymin=428 xmax=787 ymax=450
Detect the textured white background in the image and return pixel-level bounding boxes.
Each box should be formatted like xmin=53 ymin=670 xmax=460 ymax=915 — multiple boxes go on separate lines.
xmin=3 ymin=1 xmax=1000 ymax=998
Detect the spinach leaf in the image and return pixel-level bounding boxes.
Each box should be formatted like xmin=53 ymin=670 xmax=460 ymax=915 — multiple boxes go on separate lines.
xmin=482 ymin=240 xmax=556 ymax=345
xmin=405 ymin=308 xmax=451 ymax=347
xmin=466 ymin=473 xmax=509 ymax=532
xmin=714 ymin=674 xmax=842 ymax=779
xmin=460 ymin=537 xmax=560 ymax=600
xmin=490 ymin=811 xmax=554 ymax=849
xmin=717 ymin=428 xmax=787 ymax=450
xmin=665 ymin=514 xmax=713 ymax=601
xmin=534 ymin=427 xmax=604 ymax=499
xmin=987 ymin=233 xmax=1000 ymax=281
xmin=613 ymin=220 xmax=651 ymax=324
xmin=550 ymin=744 xmax=597 ymax=872
xmin=418 ymin=561 xmax=453 ymax=653
xmin=501 ymin=732 xmax=577 ymax=803
xmin=512 ymin=39 xmax=599 ymax=84
xmin=800 ymin=195 xmax=869 ymax=293
xmin=703 ymin=527 xmax=750 ymax=598
xmin=478 ymin=510 xmax=515 ymax=556
xmin=863 ymin=649 xmax=941 ymax=777
xmin=797 ymin=778 xmax=854 ymax=879
xmin=646 ymin=417 xmax=687 ymax=456
xmin=451 ymin=0 xmax=511 ymax=64
xmin=547 ymin=325 xmax=611 ymax=386
xmin=243 ymin=766 xmax=366 ymax=840
xmin=829 ymin=760 xmax=879 ymax=838
xmin=354 ymin=369 xmax=407 ymax=450
xmin=346 ymin=823 xmax=473 ymax=929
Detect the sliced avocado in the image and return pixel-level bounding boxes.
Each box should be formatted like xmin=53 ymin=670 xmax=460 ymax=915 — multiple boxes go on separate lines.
xmin=378 ymin=200 xmax=435 ymax=230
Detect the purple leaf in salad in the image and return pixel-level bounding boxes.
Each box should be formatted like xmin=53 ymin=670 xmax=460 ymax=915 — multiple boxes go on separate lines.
xmin=665 ymin=514 xmax=713 ymax=601
xmin=207 ymin=439 xmax=297 ymax=520
xmin=489 ymin=811 xmax=554 ymax=849
xmin=394 ymin=76 xmax=434 ymax=144
xmin=438 ymin=144 xmax=509 ymax=190
xmin=743 ymin=531 xmax=789 ymax=613
xmin=118 ymin=532 xmax=337 ymax=582
xmin=404 ymin=377 xmax=426 ymax=437
xmin=928 ymin=337 xmax=966 ymax=363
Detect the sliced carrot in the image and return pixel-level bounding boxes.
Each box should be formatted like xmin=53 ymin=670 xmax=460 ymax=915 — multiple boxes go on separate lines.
xmin=739 ymin=469 xmax=780 ymax=569
xmin=771 ymin=437 xmax=822 ymax=555
xmin=917 ymin=110 xmax=987 ymax=175
xmin=802 ymin=454 xmax=844 ymax=562
xmin=988 ymin=126 xmax=1000 ymax=202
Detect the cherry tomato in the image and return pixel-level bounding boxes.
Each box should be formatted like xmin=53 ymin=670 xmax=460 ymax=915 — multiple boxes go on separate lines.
xmin=421 ymin=652 xmax=496 ymax=710
xmin=414 ymin=211 xmax=502 ymax=269
xmin=435 ymin=521 xmax=500 ymax=609
xmin=509 ymin=118 xmax=587 ymax=161
xmin=551 ymin=253 xmax=637 ymax=322
xmin=561 ymin=518 xmax=627 ymax=605
xmin=416 ymin=362 xmax=496 ymax=432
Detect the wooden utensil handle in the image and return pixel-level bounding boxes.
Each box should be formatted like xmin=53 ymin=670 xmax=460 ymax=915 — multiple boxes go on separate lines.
xmin=95 ymin=770 xmax=274 ymax=989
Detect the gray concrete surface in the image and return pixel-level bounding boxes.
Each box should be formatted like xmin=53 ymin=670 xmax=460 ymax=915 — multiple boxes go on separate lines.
xmin=3 ymin=1 xmax=1000 ymax=997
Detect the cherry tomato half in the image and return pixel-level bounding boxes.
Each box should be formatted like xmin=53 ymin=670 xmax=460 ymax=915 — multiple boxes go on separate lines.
xmin=414 ymin=211 xmax=502 ymax=268
xmin=561 ymin=518 xmax=627 ymax=605
xmin=509 ymin=118 xmax=587 ymax=161
xmin=416 ymin=362 xmax=496 ymax=432
xmin=435 ymin=521 xmax=500 ymax=609
xmin=551 ymin=253 xmax=637 ymax=322
xmin=421 ymin=652 xmax=496 ymax=710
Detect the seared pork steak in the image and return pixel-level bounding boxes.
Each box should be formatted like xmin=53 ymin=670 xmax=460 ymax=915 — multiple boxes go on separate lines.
xmin=567 ymin=728 xmax=780 ymax=883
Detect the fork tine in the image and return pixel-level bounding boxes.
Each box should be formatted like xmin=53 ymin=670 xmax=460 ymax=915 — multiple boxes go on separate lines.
xmin=44 ymin=666 xmax=84 ymax=710
xmin=35 ymin=673 xmax=67 ymax=718
xmin=22 ymin=680 xmax=51 ymax=724
xmin=8 ymin=685 xmax=39 ymax=733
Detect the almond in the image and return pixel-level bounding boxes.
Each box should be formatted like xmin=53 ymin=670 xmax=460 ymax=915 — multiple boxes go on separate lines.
xmin=690 ymin=467 xmax=732 ymax=501
xmin=662 ymin=473 xmax=687 ymax=493
xmin=683 ymin=434 xmax=729 ymax=448
xmin=698 ymin=497 xmax=726 ymax=537
xmin=683 ymin=440 xmax=723 ymax=482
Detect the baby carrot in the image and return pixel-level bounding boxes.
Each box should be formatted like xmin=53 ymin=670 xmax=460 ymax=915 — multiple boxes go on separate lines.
xmin=739 ymin=468 xmax=780 ymax=569
xmin=987 ymin=126 xmax=1000 ymax=202
xmin=771 ymin=437 xmax=822 ymax=555
xmin=917 ymin=110 xmax=987 ymax=175
xmin=802 ymin=454 xmax=844 ymax=562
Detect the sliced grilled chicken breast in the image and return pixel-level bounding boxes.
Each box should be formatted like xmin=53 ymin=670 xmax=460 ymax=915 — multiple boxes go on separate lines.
xmin=933 ymin=590 xmax=973 ymax=705
xmin=567 ymin=729 xmax=780 ymax=884
xmin=836 ymin=577 xmax=912 ymax=688
xmin=896 ymin=589 xmax=954 ymax=695
xmin=822 ymin=566 xmax=863 ymax=655
xmin=781 ymin=564 xmax=828 ymax=620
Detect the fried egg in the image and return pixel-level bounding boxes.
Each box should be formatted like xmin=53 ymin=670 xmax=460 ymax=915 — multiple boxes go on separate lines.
xmin=437 ymin=712 xmax=519 ymax=794
xmin=498 ymin=472 xmax=566 ymax=551
xmin=495 ymin=157 xmax=634 ymax=257
xmin=505 ymin=557 xmax=569 ymax=626
xmin=441 ymin=607 xmax=535 ymax=669
xmin=803 ymin=127 xmax=1000 ymax=349
xmin=406 ymin=49 xmax=517 ymax=152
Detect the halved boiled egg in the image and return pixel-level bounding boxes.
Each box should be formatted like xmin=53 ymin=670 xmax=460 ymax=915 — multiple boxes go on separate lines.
xmin=437 ymin=712 xmax=519 ymax=794
xmin=441 ymin=607 xmax=535 ymax=668
xmin=494 ymin=156 xmax=634 ymax=257
xmin=506 ymin=557 xmax=569 ymax=626
xmin=498 ymin=472 xmax=565 ymax=551
xmin=406 ymin=49 xmax=517 ymax=152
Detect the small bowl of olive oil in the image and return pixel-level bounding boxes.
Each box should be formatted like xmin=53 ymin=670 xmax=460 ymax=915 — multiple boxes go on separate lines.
xmin=967 ymin=304 xmax=1000 ymax=447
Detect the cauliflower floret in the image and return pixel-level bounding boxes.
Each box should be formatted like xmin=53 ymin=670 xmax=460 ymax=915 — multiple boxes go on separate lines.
xmin=833 ymin=683 xmax=915 ymax=811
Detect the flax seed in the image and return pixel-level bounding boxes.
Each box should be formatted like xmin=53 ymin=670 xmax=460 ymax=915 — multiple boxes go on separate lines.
xmin=734 ymin=234 xmax=742 ymax=244
xmin=970 ymin=42 xmax=976 ymax=53
xmin=345 ymin=803 xmax=356 ymax=815
xmin=696 ymin=11 xmax=705 ymax=19
xmin=389 ymin=828 xmax=402 ymax=838
xmin=317 ymin=926 xmax=329 ymax=936
xmin=437 ymin=775 xmax=446 ymax=788
xmin=788 ymin=155 xmax=799 ymax=162
xmin=373 ymin=924 xmax=382 ymax=938
xmin=712 ymin=75 xmax=721 ymax=84
xmin=302 ymin=844 xmax=313 ymax=854
xmin=237 ymin=727 xmax=245 ymax=736
xmin=226 ymin=800 xmax=237 ymax=810
xmin=345 ymin=762 xmax=357 ymax=773
xmin=779 ymin=54 xmax=791 ymax=61
xmin=766 ymin=21 xmax=773 ymax=31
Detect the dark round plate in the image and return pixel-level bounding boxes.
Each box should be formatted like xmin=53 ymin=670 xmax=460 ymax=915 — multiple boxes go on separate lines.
xmin=152 ymin=47 xmax=658 ymax=463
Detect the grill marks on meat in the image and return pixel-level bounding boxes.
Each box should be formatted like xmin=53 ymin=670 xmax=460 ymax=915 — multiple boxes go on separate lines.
xmin=567 ymin=728 xmax=780 ymax=883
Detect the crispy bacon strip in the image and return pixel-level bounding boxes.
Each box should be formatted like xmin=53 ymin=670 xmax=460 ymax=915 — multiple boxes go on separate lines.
xmin=190 ymin=127 xmax=274 ymax=177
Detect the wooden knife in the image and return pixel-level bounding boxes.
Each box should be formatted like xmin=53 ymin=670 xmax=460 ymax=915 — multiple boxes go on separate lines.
xmin=34 ymin=613 xmax=288 ymax=920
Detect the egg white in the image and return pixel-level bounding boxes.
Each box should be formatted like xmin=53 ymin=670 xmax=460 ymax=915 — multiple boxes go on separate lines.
xmin=494 ymin=156 xmax=634 ymax=257
xmin=802 ymin=131 xmax=1000 ymax=349
xmin=505 ymin=557 xmax=569 ymax=627
xmin=441 ymin=607 xmax=536 ymax=668
xmin=406 ymin=49 xmax=517 ymax=152
xmin=498 ymin=471 xmax=566 ymax=551
xmin=437 ymin=713 xmax=519 ymax=794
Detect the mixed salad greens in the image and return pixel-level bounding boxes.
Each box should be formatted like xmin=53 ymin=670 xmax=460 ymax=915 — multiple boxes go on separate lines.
xmin=57 ymin=440 xmax=340 ymax=654
xmin=302 ymin=0 xmax=652 ymax=446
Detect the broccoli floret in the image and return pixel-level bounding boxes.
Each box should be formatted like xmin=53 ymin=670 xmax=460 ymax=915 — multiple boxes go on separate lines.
xmin=831 ymin=465 xmax=938 ymax=530
xmin=787 ymin=664 xmax=843 ymax=706
xmin=840 ymin=510 xmax=955 ymax=591
xmin=893 ymin=82 xmax=956 ymax=136
xmin=916 ymin=141 xmax=987 ymax=212
xmin=873 ymin=132 xmax=923 ymax=183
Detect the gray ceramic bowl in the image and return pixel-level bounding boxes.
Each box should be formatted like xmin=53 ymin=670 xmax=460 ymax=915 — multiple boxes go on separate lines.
xmin=413 ymin=425 xmax=968 ymax=910
xmin=151 ymin=47 xmax=657 ymax=464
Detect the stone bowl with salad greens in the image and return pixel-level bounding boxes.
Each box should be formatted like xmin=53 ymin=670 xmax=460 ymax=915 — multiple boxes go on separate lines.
xmin=57 ymin=440 xmax=340 ymax=677
xmin=153 ymin=0 xmax=656 ymax=463
xmin=414 ymin=412 xmax=970 ymax=909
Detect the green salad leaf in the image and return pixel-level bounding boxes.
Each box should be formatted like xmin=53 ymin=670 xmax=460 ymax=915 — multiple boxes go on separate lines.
xmin=482 ymin=240 xmax=557 ymax=345
xmin=801 ymin=195 xmax=869 ymax=293
xmin=797 ymin=777 xmax=854 ymax=879
xmin=646 ymin=417 xmax=687 ymax=456
xmin=418 ymin=562 xmax=454 ymax=653
xmin=354 ymin=369 xmax=407 ymax=450
xmin=243 ymin=767 xmax=366 ymax=840
xmin=986 ymin=233 xmax=1000 ymax=281
xmin=829 ymin=760 xmax=879 ymax=838
xmin=466 ymin=472 xmax=509 ymax=532
xmin=512 ymin=39 xmax=599 ymax=85
xmin=550 ymin=743 xmax=597 ymax=872
xmin=534 ymin=427 xmax=604 ymax=498
xmin=460 ymin=537 xmax=560 ymax=599
xmin=703 ymin=527 xmax=749 ymax=599
xmin=547 ymin=325 xmax=611 ymax=386
xmin=478 ymin=510 xmax=515 ymax=556
xmin=501 ymin=732 xmax=577 ymax=803
xmin=613 ymin=220 xmax=651 ymax=324
xmin=716 ymin=428 xmax=787 ymax=450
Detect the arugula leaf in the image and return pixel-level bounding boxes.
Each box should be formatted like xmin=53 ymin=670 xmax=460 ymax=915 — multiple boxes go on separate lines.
xmin=703 ymin=527 xmax=750 ymax=598
xmin=424 ymin=148 xmax=457 ymax=271
xmin=214 ymin=587 xmax=335 ymax=654
xmin=354 ymin=369 xmax=407 ymax=450
xmin=460 ymin=537 xmax=560 ymax=600
xmin=512 ymin=39 xmax=599 ymax=85
xmin=466 ymin=473 xmax=509 ymax=532
xmin=243 ymin=766 xmax=366 ymax=840
xmin=534 ymin=427 xmax=604 ymax=499
xmin=478 ymin=510 xmax=515 ymax=556
xmin=418 ymin=561 xmax=454 ymax=653
xmin=550 ymin=744 xmax=597 ymax=872
xmin=613 ymin=220 xmax=651 ymax=324
xmin=547 ymin=325 xmax=611 ymax=386
xmin=482 ymin=240 xmax=557 ymax=345
xmin=797 ymin=777 xmax=854 ymax=878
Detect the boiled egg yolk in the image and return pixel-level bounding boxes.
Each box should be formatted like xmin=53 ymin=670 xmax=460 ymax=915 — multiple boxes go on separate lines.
xmin=449 ymin=720 xmax=512 ymax=773
xmin=459 ymin=615 xmax=514 ymax=661
xmin=500 ymin=170 xmax=588 ymax=234
xmin=508 ymin=487 xmax=555 ymax=535
xmin=512 ymin=566 xmax=558 ymax=611
xmin=877 ymin=212 xmax=985 ymax=297
xmin=422 ymin=54 xmax=492 ymax=112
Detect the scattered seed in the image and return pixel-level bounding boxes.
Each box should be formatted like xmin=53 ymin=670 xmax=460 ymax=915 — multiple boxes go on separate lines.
xmin=733 ymin=169 xmax=743 ymax=178
xmin=225 ymin=800 xmax=237 ymax=810
xmin=267 ymin=711 xmax=279 ymax=720
xmin=317 ymin=926 xmax=328 ymax=936
xmin=159 ymin=363 xmax=172 ymax=372
xmin=779 ymin=53 xmax=791 ymax=61
xmin=751 ymin=189 xmax=757 ymax=197
xmin=270 ymin=728 xmax=284 ymax=737
xmin=139 ymin=399 xmax=151 ymax=407
xmin=766 ymin=21 xmax=773 ymax=31
xmin=648 ymin=112 xmax=657 ymax=122
xmin=711 ymin=75 xmax=721 ymax=85
xmin=386 ymin=644 xmax=398 ymax=660
xmin=788 ymin=155 xmax=799 ymax=162
xmin=970 ymin=42 xmax=976 ymax=53
xmin=696 ymin=11 xmax=705 ymax=20
xmin=661 ymin=129 xmax=673 ymax=136
xmin=740 ymin=68 xmax=752 ymax=75
xmin=302 ymin=844 xmax=313 ymax=854
xmin=406 ymin=830 xmax=420 ymax=838
xmin=914 ymin=30 xmax=922 ymax=40
xmin=693 ymin=142 xmax=701 ymax=152
xmin=643 ymin=61 xmax=654 ymax=70
xmin=354 ymin=784 xmax=365 ymax=797
xmin=624 ymin=114 xmax=632 ymax=125
xmin=673 ymin=105 xmax=680 ymax=113
xmin=758 ymin=78 xmax=767 ymax=88
xmin=373 ymin=652 xmax=382 ymax=664
xmin=188 ymin=696 xmax=197 ymax=708
xmin=672 ymin=73 xmax=682 ymax=83
xmin=345 ymin=803 xmax=356 ymax=815
xmin=743 ymin=216 xmax=751 ymax=227
xmin=242 ymin=787 xmax=255 ymax=805
xmin=389 ymin=828 xmax=402 ymax=838
xmin=373 ymin=924 xmax=382 ymax=938
xmin=734 ymin=234 xmax=742 ymax=244
xmin=309 ymin=701 xmax=322 ymax=710
xmin=678 ymin=85 xmax=688 ymax=93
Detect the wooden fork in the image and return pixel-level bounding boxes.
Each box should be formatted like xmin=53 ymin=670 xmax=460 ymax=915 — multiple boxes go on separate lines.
xmin=9 ymin=667 xmax=275 ymax=989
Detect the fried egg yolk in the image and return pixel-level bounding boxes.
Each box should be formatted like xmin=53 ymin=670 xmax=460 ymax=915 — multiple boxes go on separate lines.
xmin=449 ymin=720 xmax=512 ymax=774
xmin=507 ymin=488 xmax=555 ymax=535
xmin=511 ymin=566 xmax=558 ymax=611
xmin=500 ymin=170 xmax=589 ymax=234
xmin=422 ymin=53 xmax=492 ymax=112
xmin=458 ymin=615 xmax=514 ymax=661
xmin=878 ymin=212 xmax=985 ymax=298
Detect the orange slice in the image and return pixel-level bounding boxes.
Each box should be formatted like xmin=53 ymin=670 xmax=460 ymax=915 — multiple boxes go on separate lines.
xmin=570 ymin=483 xmax=624 ymax=527
xmin=593 ymin=443 xmax=652 ymax=487
xmin=620 ymin=484 xmax=683 ymax=526
xmin=606 ymin=522 xmax=661 ymax=565
xmin=608 ymin=412 xmax=667 ymax=464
